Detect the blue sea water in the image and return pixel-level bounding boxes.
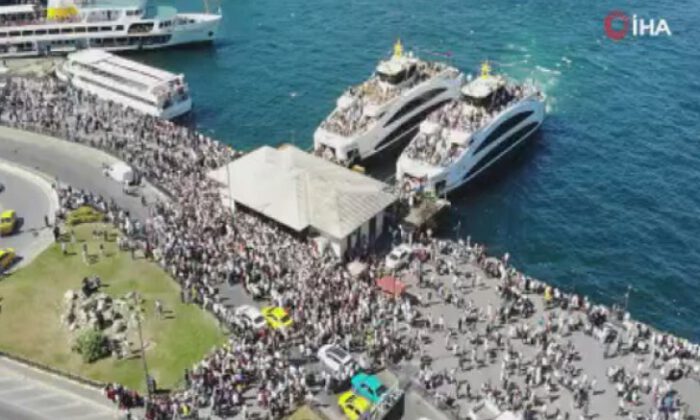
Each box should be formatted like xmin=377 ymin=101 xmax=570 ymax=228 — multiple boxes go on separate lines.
xmin=141 ymin=0 xmax=700 ymax=339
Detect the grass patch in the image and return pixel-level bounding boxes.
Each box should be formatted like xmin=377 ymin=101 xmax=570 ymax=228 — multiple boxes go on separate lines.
xmin=0 ymin=223 xmax=226 ymax=392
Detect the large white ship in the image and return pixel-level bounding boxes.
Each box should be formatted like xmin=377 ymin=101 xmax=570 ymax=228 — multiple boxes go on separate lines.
xmin=0 ymin=0 xmax=221 ymax=58
xmin=313 ymin=40 xmax=462 ymax=166
xmin=396 ymin=62 xmax=545 ymax=195
xmin=56 ymin=48 xmax=191 ymax=119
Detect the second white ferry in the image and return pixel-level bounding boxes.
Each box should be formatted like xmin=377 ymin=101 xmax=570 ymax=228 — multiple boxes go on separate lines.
xmin=313 ymin=40 xmax=462 ymax=166
xmin=396 ymin=62 xmax=545 ymax=195
xmin=0 ymin=0 xmax=221 ymax=58
xmin=56 ymin=48 xmax=192 ymax=119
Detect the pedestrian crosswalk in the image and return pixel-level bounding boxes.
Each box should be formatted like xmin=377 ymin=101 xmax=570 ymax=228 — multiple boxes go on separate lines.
xmin=0 ymin=364 xmax=117 ymax=420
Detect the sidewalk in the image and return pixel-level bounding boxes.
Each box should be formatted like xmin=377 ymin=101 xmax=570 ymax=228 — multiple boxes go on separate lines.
xmin=0 ymin=356 xmax=120 ymax=419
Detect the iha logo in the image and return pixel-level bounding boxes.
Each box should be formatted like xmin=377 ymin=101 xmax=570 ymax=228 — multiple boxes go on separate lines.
xmin=604 ymin=11 xmax=672 ymax=41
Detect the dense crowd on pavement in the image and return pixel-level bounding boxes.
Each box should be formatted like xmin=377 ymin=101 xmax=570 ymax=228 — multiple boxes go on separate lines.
xmin=3 ymin=75 xmax=700 ymax=420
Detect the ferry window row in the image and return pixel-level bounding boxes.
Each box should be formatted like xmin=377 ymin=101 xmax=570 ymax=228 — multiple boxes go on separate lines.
xmin=89 ymin=35 xmax=171 ymax=47
xmin=0 ymin=25 xmax=125 ymax=38
xmin=74 ymin=75 xmax=157 ymax=107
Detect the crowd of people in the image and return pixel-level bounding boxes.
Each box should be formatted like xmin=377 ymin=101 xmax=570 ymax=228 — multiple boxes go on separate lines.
xmin=2 ymin=74 xmax=700 ymax=420
xmin=0 ymin=76 xmax=416 ymax=418
xmin=402 ymin=238 xmax=700 ymax=420
xmin=402 ymin=81 xmax=536 ymax=167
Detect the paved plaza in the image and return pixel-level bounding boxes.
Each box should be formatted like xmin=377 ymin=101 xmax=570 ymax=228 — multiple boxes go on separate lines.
xmin=0 ymin=358 xmax=118 ymax=420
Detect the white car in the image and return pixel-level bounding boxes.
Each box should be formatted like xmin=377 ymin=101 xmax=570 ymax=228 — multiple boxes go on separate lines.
xmin=385 ymin=244 xmax=412 ymax=270
xmin=234 ymin=305 xmax=267 ymax=331
xmin=318 ymin=344 xmax=357 ymax=375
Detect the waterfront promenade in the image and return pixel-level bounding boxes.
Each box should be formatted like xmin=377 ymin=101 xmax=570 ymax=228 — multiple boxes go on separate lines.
xmin=0 ymin=76 xmax=699 ymax=420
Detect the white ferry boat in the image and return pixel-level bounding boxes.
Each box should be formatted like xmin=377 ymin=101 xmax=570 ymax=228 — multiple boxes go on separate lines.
xmin=313 ymin=40 xmax=462 ymax=166
xmin=0 ymin=0 xmax=221 ymax=58
xmin=56 ymin=48 xmax=191 ymax=119
xmin=396 ymin=62 xmax=545 ymax=195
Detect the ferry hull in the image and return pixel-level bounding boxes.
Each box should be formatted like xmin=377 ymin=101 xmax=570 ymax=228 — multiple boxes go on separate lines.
xmin=0 ymin=13 xmax=221 ymax=58
xmin=397 ymin=98 xmax=545 ymax=195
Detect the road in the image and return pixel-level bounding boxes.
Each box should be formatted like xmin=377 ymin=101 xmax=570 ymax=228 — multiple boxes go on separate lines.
xmin=0 ymin=160 xmax=56 ymax=271
xmin=0 ymin=126 xmax=166 ymax=222
xmin=0 ymin=358 xmax=117 ymax=420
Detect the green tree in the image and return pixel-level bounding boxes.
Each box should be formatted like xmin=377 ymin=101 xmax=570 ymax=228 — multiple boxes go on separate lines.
xmin=74 ymin=329 xmax=110 ymax=363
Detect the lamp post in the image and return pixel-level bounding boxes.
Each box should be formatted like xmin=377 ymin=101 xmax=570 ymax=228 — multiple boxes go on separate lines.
xmin=225 ymin=162 xmax=234 ymax=216
xmin=131 ymin=293 xmax=152 ymax=406
xmin=623 ymin=285 xmax=632 ymax=315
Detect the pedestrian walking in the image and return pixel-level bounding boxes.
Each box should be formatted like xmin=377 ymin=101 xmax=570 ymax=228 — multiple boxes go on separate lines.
xmin=82 ymin=243 xmax=89 ymax=265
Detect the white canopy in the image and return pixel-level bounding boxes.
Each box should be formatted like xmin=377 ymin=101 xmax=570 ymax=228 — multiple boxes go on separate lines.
xmin=461 ymin=75 xmax=504 ymax=99
xmin=208 ymin=145 xmax=397 ymax=240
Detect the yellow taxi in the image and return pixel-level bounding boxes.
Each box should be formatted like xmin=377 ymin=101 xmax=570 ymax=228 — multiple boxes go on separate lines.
xmin=0 ymin=210 xmax=17 ymax=236
xmin=261 ymin=306 xmax=293 ymax=330
xmin=0 ymin=248 xmax=16 ymax=271
xmin=338 ymin=391 xmax=371 ymax=420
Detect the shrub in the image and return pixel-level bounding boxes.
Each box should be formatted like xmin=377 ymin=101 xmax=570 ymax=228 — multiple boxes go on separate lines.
xmin=74 ymin=329 xmax=110 ymax=363
xmin=67 ymin=206 xmax=104 ymax=226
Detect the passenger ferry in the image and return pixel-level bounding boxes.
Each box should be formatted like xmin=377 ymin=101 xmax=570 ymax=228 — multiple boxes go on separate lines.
xmin=396 ymin=62 xmax=545 ymax=195
xmin=56 ymin=48 xmax=191 ymax=119
xmin=0 ymin=0 xmax=221 ymax=58
xmin=313 ymin=40 xmax=462 ymax=166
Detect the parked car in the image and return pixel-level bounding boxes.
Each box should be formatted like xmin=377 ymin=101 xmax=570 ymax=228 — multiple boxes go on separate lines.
xmin=338 ymin=391 xmax=371 ymax=420
xmin=351 ymin=373 xmax=388 ymax=403
xmin=0 ymin=248 xmax=16 ymax=271
xmin=385 ymin=244 xmax=412 ymax=270
xmin=234 ymin=305 xmax=267 ymax=331
xmin=318 ymin=344 xmax=357 ymax=375
xmin=261 ymin=306 xmax=293 ymax=330
xmin=0 ymin=210 xmax=17 ymax=236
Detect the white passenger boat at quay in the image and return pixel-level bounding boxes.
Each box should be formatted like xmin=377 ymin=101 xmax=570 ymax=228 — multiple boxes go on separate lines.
xmin=313 ymin=40 xmax=462 ymax=166
xmin=56 ymin=48 xmax=191 ymax=119
xmin=396 ymin=62 xmax=545 ymax=195
xmin=0 ymin=0 xmax=221 ymax=58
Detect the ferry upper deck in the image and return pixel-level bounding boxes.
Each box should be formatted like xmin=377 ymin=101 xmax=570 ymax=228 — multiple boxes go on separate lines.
xmin=61 ymin=48 xmax=191 ymax=118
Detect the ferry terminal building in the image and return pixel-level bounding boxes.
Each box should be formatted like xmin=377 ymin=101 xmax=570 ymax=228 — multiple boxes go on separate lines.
xmin=208 ymin=145 xmax=397 ymax=258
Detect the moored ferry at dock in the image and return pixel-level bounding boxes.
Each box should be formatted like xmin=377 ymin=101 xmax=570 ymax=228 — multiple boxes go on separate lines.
xmin=0 ymin=0 xmax=221 ymax=58
xmin=56 ymin=48 xmax=191 ymax=119
xmin=313 ymin=40 xmax=462 ymax=167
xmin=396 ymin=62 xmax=545 ymax=195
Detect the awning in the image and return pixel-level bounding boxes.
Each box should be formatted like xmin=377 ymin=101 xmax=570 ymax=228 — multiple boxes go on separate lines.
xmin=377 ymin=276 xmax=406 ymax=296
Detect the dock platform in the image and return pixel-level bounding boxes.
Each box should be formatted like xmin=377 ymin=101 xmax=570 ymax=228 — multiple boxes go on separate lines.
xmin=400 ymin=195 xmax=451 ymax=231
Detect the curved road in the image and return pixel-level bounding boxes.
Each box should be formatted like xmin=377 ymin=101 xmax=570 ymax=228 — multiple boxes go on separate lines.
xmin=0 ymin=161 xmax=56 ymax=270
xmin=0 ymin=126 xmax=166 ymax=222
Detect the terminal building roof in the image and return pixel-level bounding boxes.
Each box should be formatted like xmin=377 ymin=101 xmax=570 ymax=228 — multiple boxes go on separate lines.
xmin=208 ymin=145 xmax=397 ymax=240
